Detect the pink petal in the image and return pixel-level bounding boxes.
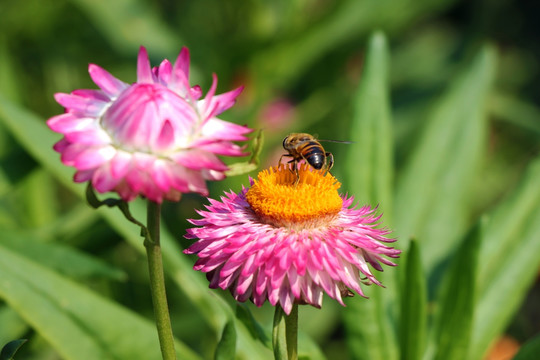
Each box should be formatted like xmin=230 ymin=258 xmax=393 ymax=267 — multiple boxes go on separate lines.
xmin=47 ymin=113 xmax=94 ymax=133
xmin=54 ymin=93 xmax=107 ymax=116
xmin=137 ymin=46 xmax=154 ymax=84
xmin=89 ymin=64 xmax=129 ymax=98
xmin=171 ymin=150 xmax=228 ymax=171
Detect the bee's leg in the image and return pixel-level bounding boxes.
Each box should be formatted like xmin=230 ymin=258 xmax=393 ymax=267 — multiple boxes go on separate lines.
xmin=278 ymin=154 xmax=288 ymax=167
xmin=324 ymin=152 xmax=334 ymax=175
xmin=293 ymin=161 xmax=300 ymax=186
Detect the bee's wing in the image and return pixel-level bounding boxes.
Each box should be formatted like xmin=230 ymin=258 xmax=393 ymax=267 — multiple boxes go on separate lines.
xmin=318 ymin=139 xmax=354 ymax=144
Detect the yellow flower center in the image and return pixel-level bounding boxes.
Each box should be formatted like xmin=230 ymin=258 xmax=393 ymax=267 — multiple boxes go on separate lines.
xmin=245 ymin=164 xmax=343 ymax=229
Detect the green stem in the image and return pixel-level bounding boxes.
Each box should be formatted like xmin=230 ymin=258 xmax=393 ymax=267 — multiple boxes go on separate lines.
xmin=272 ymin=304 xmax=298 ymax=360
xmin=145 ymin=201 xmax=176 ymax=360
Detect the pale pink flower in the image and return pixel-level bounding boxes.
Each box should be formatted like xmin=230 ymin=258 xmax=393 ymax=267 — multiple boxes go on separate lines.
xmin=48 ymin=47 xmax=251 ymax=202
xmin=184 ymin=165 xmax=400 ymax=314
xmin=258 ymin=98 xmax=296 ymax=131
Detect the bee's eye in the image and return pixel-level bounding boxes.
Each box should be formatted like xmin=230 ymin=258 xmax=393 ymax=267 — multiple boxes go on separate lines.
xmin=282 ymin=136 xmax=288 ymax=148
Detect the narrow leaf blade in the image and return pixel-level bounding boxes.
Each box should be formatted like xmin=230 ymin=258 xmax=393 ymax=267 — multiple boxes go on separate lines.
xmin=0 ymin=244 xmax=200 ymax=360
xmin=345 ymin=30 xmax=393 ymax=220
xmin=343 ymin=31 xmax=399 ymax=360
xmin=433 ymin=222 xmax=482 ymax=360
xmin=214 ymin=320 xmax=237 ymax=360
xmin=469 ymin=156 xmax=540 ymax=360
xmin=394 ymin=46 xmax=496 ymax=272
xmin=399 ymin=240 xmax=427 ymax=360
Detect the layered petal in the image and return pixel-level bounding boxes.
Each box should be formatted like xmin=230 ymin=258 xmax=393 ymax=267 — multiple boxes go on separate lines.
xmin=48 ymin=46 xmax=251 ymax=202
xmin=184 ymin=165 xmax=400 ymax=314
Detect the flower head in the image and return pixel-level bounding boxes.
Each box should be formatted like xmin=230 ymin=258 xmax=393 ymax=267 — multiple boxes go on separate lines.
xmin=48 ymin=46 xmax=251 ymax=202
xmin=184 ymin=164 xmax=400 ymax=314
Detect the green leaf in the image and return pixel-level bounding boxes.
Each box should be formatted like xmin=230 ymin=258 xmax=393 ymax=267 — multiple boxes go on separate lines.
xmin=226 ymin=129 xmax=264 ymax=177
xmin=214 ymin=320 xmax=236 ymax=360
xmin=394 ymin=45 xmax=496 ymax=272
xmin=468 ymin=156 xmax=540 ymax=360
xmin=345 ymin=30 xmax=394 ymax=221
xmin=224 ymin=162 xmax=258 ymax=177
xmin=0 ymin=307 xmax=27 ymax=343
xmin=248 ymin=129 xmax=265 ymax=166
xmin=0 ymin=339 xmax=27 ymax=360
xmin=236 ymin=303 xmax=271 ymax=349
xmin=0 ymin=244 xmax=201 ymax=360
xmin=432 ymin=221 xmax=482 ymax=360
xmin=68 ymin=0 xmax=181 ymax=58
xmin=343 ymin=31 xmax=399 ymax=360
xmin=513 ymin=334 xmax=540 ymax=360
xmin=249 ymin=0 xmax=455 ymax=91
xmin=1 ymin=229 xmax=126 ymax=281
xmin=399 ymin=240 xmax=427 ymax=360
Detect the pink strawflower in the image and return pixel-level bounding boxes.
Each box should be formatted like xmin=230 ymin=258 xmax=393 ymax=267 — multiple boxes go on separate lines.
xmin=184 ymin=164 xmax=400 ymax=314
xmin=47 ymin=46 xmax=251 ymax=203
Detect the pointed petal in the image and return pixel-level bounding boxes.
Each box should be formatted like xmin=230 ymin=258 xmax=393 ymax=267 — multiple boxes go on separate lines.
xmin=88 ymin=64 xmax=129 ymax=98
xmin=137 ymin=46 xmax=154 ymax=83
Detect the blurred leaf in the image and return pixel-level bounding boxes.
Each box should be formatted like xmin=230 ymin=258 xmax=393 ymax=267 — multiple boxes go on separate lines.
xmin=68 ymin=0 xmax=182 ymax=58
xmin=214 ymin=320 xmax=236 ymax=360
xmin=513 ymin=334 xmax=540 ymax=360
xmin=0 ymin=339 xmax=27 ymax=360
xmin=345 ymin=30 xmax=393 ymax=220
xmin=343 ymin=32 xmax=398 ymax=360
xmin=226 ymin=129 xmax=264 ymax=176
xmin=0 ymin=38 xmax=21 ymax=104
xmin=21 ymin=170 xmax=59 ymax=227
xmin=468 ymin=156 xmax=540 ymax=360
xmin=236 ymin=303 xmax=271 ymax=349
xmin=1 ymin=229 xmax=125 ymax=281
xmin=250 ymin=0 xmax=456 ymax=91
xmin=399 ymin=240 xmax=427 ymax=360
xmin=432 ymin=222 xmax=482 ymax=360
xmin=248 ymin=129 xmax=265 ymax=166
xmin=297 ymin=330 xmax=327 ymax=360
xmin=225 ymin=162 xmax=258 ymax=177
xmin=394 ymin=45 xmax=496 ymax=272
xmin=489 ymin=91 xmax=540 ymax=134
xmin=0 ymin=95 xmax=269 ymax=360
xmin=0 ymin=244 xmax=200 ymax=360
xmin=0 ymin=307 xmax=27 ymax=344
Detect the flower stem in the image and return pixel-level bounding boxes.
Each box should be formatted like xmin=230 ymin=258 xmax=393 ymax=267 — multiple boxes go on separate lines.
xmin=145 ymin=201 xmax=176 ymax=360
xmin=272 ymin=304 xmax=298 ymax=360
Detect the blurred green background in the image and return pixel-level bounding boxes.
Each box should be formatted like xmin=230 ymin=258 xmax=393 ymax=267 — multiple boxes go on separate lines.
xmin=0 ymin=0 xmax=539 ymax=359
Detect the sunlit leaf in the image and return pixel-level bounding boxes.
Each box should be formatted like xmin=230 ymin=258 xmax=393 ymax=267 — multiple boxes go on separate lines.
xmin=468 ymin=156 xmax=540 ymax=360
xmin=345 ymin=31 xmax=393 ymax=219
xmin=1 ymin=230 xmax=125 ymax=281
xmin=394 ymin=45 xmax=496 ymax=273
xmin=214 ymin=320 xmax=236 ymax=360
xmin=343 ymin=31 xmax=398 ymax=360
xmin=0 ymin=244 xmax=200 ymax=360
xmin=0 ymin=307 xmax=27 ymax=344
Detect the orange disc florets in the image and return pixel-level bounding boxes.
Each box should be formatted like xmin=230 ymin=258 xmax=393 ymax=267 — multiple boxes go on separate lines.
xmin=245 ymin=164 xmax=343 ymax=229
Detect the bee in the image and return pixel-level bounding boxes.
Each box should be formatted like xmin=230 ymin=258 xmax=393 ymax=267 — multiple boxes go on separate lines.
xmin=279 ymin=133 xmax=348 ymax=184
